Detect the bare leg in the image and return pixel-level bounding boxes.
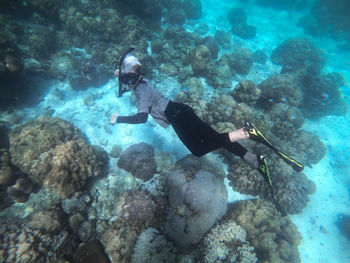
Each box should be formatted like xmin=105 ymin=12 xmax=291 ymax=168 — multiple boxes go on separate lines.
xmin=228 ymin=128 xmax=249 ymax=143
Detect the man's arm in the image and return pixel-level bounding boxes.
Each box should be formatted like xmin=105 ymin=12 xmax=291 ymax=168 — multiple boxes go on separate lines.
xmin=116 ymin=112 xmax=148 ymax=124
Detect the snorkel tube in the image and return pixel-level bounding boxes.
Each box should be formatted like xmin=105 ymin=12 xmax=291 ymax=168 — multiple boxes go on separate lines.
xmin=118 ymin=47 xmax=135 ymax=97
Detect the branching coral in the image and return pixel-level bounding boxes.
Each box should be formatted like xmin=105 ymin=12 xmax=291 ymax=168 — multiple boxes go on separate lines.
xmin=100 ymin=189 xmax=167 ymax=263
xmin=199 ymin=220 xmax=257 ymax=263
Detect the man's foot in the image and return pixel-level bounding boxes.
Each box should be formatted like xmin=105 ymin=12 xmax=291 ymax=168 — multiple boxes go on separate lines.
xmin=256 ymin=154 xmax=287 ymax=217
xmin=245 ymin=121 xmax=273 ymax=147
xmin=246 ymin=121 xmax=304 ymax=173
xmin=110 ymin=113 xmax=119 ymax=125
xmin=256 ymin=154 xmax=271 ymax=184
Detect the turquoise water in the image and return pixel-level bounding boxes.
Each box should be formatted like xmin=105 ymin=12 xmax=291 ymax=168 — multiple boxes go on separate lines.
xmin=0 ymin=0 xmax=349 ymax=262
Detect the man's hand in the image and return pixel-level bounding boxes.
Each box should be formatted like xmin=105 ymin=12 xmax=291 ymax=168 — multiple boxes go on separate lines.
xmin=110 ymin=113 xmax=119 ymax=125
xmin=113 ymin=69 xmax=120 ymax=77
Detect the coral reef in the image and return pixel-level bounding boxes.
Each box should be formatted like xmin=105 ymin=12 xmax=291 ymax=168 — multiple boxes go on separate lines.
xmin=268 ymin=103 xmax=305 ymax=131
xmin=228 ymin=47 xmax=254 ymax=75
xmin=225 ymin=199 xmax=302 ymax=263
xmin=199 ymin=220 xmax=257 ymax=263
xmin=117 ymin=142 xmax=157 ymax=181
xmin=131 ymin=228 xmax=177 ymax=263
xmin=257 ymin=74 xmax=303 ymax=109
xmin=301 ymin=73 xmax=348 ymax=118
xmin=228 ymin=152 xmax=317 ymax=214
xmin=165 ymin=155 xmax=227 ymax=251
xmin=231 ymin=80 xmax=261 ymax=106
xmin=189 ymin=45 xmax=212 ymax=76
xmin=0 ymin=148 xmax=15 ymax=186
xmin=0 ymin=222 xmax=73 ymax=262
xmin=271 ymin=38 xmax=326 ymax=74
xmin=215 ymin=30 xmax=232 ymax=49
xmin=227 ymin=7 xmax=256 ymax=39
xmin=100 ymin=189 xmax=167 ymax=263
xmin=298 ymin=0 xmax=350 ymax=40
xmin=29 ymin=209 xmax=63 ymax=234
xmin=206 ymin=58 xmax=233 ymax=89
xmin=291 ymin=130 xmax=327 ymax=165
xmin=9 ymin=117 xmax=109 ymax=198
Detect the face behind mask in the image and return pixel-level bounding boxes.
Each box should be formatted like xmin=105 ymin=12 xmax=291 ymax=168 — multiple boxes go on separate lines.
xmin=119 ymin=72 xmax=140 ymax=86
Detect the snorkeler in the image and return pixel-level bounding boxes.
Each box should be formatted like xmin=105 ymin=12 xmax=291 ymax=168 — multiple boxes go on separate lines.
xmin=110 ymin=48 xmax=304 ymax=216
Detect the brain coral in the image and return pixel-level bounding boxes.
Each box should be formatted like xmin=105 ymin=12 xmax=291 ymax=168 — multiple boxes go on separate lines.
xmin=165 ymin=156 xmax=227 ymax=251
xmin=9 ymin=117 xmax=108 ymax=198
xmin=225 ymin=199 xmax=302 ymax=263
xmin=117 ymin=142 xmax=157 ymax=181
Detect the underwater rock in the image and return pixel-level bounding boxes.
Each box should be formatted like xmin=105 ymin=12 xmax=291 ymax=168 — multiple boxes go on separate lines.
xmin=9 ymin=117 xmax=109 ymax=198
xmin=215 ymin=30 xmax=232 ymax=49
xmin=29 ymin=209 xmax=63 ymax=234
xmin=227 ymin=7 xmax=256 ymax=39
xmin=74 ymin=241 xmax=110 ymax=263
xmin=257 ymin=74 xmax=303 ymax=109
xmin=271 ymin=38 xmax=326 ymax=74
xmin=225 ymin=199 xmax=302 ymax=263
xmin=131 ymin=228 xmax=177 ymax=263
xmin=117 ymin=142 xmax=157 ymax=181
xmin=165 ymin=157 xmax=227 ymax=251
xmin=301 ymin=73 xmax=348 ymax=118
xmin=199 ymin=219 xmax=257 ymax=263
xmin=229 ymin=47 xmax=254 ymax=75
xmin=231 ymin=80 xmax=261 ymax=106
